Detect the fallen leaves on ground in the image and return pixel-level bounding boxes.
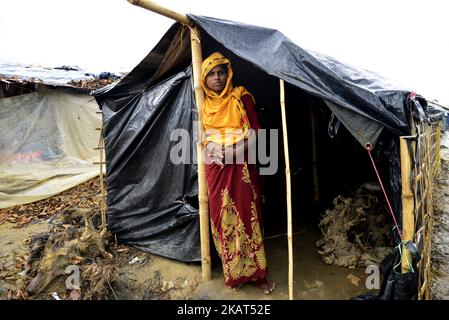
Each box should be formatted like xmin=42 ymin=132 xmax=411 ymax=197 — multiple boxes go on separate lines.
xmin=0 ymin=177 xmax=103 ymax=228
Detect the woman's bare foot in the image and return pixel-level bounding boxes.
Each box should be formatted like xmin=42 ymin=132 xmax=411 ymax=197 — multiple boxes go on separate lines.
xmin=250 ymin=277 xmax=276 ymax=295
xmin=259 ymin=281 xmax=276 ymax=295
xmin=231 ymin=284 xmax=242 ymax=292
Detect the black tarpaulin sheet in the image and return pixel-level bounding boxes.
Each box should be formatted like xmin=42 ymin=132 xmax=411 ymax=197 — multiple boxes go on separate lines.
xmin=324 ymin=100 xmax=384 ymax=147
xmin=189 ymin=14 xmax=412 ymax=136
xmin=99 ymin=67 xmax=200 ymax=262
xmin=93 ymin=23 xmax=191 ymax=100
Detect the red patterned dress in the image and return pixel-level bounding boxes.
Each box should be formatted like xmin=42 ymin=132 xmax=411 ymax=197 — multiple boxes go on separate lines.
xmin=205 ymin=95 xmax=267 ymax=287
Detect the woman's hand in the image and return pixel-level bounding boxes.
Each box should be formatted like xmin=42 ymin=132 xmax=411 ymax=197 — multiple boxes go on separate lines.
xmin=205 ymin=142 xmax=224 ymax=166
xmin=223 ymin=145 xmax=236 ymax=162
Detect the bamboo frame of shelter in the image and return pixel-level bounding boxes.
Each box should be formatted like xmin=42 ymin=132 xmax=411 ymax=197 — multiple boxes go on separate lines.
xmin=400 ymin=118 xmax=441 ymax=300
xmin=96 ymin=115 xmax=108 ymax=236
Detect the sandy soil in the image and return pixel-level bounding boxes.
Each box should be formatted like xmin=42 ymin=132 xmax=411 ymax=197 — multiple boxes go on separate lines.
xmin=0 ymin=221 xmax=49 ymax=299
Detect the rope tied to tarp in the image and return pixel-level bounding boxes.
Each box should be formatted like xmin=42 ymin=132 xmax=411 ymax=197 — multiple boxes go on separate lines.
xmin=366 ymin=146 xmax=403 ymax=241
xmin=366 ymin=146 xmax=416 ymax=272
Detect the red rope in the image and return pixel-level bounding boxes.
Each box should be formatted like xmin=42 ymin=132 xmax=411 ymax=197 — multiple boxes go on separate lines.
xmin=367 ymin=148 xmax=403 ymax=240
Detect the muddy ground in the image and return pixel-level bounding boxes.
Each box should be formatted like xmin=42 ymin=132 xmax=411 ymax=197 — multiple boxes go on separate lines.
xmin=0 ymin=216 xmax=372 ymax=300
xmin=0 ymin=176 xmax=374 ymax=301
xmin=192 ymin=224 xmax=373 ymax=300
xmin=430 ymin=130 xmax=449 ymax=299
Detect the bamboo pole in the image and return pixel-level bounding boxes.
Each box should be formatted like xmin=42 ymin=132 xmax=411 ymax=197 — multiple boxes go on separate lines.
xmin=418 ymin=130 xmax=426 ymax=294
xmin=427 ymin=100 xmax=449 ymax=112
xmin=98 ymin=126 xmax=107 ymax=234
xmin=400 ymin=137 xmax=414 ymax=273
xmin=280 ymin=79 xmax=294 ymax=300
xmin=190 ymin=26 xmax=211 ymax=281
xmin=125 ymin=0 xmax=211 ymax=281
xmin=424 ymin=126 xmax=433 ymax=299
xmin=127 ymin=0 xmax=191 ymax=25
xmin=309 ymin=108 xmax=320 ymax=202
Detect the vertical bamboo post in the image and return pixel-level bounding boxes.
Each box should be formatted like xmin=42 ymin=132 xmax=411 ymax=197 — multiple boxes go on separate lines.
xmin=400 ymin=137 xmax=414 ymax=273
xmin=425 ymin=126 xmax=432 ymax=300
xmin=190 ymin=26 xmax=211 ymax=281
xmin=280 ymin=80 xmax=294 ymax=300
xmin=309 ymin=108 xmax=320 ymax=202
xmin=125 ymin=0 xmax=211 ymax=281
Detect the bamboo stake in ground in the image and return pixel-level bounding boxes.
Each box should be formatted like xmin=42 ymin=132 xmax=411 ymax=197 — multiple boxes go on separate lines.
xmin=98 ymin=126 xmax=107 ymax=234
xmin=400 ymin=137 xmax=414 ymax=273
xmin=127 ymin=0 xmax=191 ymax=25
xmin=190 ymin=26 xmax=211 ymax=281
xmin=280 ymin=79 xmax=294 ymax=300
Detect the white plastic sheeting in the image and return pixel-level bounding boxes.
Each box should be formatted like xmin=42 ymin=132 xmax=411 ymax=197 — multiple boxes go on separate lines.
xmin=0 ymin=89 xmax=102 ymax=209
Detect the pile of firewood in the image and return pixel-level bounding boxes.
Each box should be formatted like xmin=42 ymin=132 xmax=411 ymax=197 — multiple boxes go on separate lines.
xmin=22 ymin=207 xmax=114 ymax=300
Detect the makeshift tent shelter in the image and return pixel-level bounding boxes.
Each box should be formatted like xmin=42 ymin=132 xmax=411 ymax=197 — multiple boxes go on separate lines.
xmin=93 ymin=1 xmax=443 ymax=300
xmin=0 ymin=64 xmax=115 ymax=209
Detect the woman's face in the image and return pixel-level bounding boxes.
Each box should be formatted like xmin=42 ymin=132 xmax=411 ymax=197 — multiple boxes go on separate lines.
xmin=205 ymin=65 xmax=228 ymax=94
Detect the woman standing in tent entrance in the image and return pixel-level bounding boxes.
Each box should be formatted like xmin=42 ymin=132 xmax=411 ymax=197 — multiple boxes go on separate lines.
xmin=201 ymin=52 xmax=275 ymax=294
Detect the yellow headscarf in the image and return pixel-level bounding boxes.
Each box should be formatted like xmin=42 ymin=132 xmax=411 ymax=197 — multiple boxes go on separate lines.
xmin=201 ymin=52 xmax=255 ymax=146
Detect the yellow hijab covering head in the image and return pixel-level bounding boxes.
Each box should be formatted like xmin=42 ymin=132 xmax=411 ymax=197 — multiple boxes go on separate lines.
xmin=201 ymin=52 xmax=254 ymax=146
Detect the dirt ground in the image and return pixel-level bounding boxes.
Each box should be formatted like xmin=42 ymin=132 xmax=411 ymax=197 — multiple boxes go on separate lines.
xmin=0 ymin=221 xmax=48 ymax=299
xmin=0 ymin=213 xmax=373 ymax=300
xmin=430 ymin=130 xmax=449 ymax=299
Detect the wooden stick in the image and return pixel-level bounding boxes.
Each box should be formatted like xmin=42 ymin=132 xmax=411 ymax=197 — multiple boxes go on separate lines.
xmin=427 ymin=99 xmax=449 ymax=111
xmin=424 ymin=126 xmax=432 ymax=299
xmin=98 ymin=116 xmax=107 ymax=234
xmin=280 ymin=79 xmax=294 ymax=300
xmin=127 ymin=0 xmax=191 ymax=25
xmin=190 ymin=26 xmax=211 ymax=281
xmin=400 ymin=137 xmax=414 ymax=273
xmin=309 ymin=108 xmax=319 ymax=202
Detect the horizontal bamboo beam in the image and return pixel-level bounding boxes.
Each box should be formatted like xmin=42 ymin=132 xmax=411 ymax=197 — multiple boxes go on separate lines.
xmin=427 ymin=100 xmax=449 ymax=111
xmin=127 ymin=0 xmax=191 ymax=25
